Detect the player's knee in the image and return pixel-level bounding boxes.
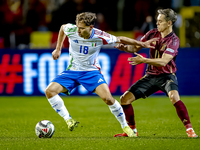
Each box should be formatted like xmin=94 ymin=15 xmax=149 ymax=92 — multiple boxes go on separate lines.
xmin=120 ymin=95 xmax=129 ymax=105
xmin=102 ymin=96 xmax=115 ymax=105
xmin=120 ymin=91 xmax=135 ymax=105
xmin=45 ymin=87 xmax=56 ymax=99
xmin=45 ymin=87 xmax=51 ymax=98
xmin=169 ymin=94 xmax=174 ymax=102
xmin=168 ymin=91 xmax=179 ymax=104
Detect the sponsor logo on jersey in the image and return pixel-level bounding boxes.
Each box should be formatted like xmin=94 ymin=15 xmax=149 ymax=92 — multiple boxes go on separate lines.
xmin=73 ymin=40 xmax=78 ymax=43
xmin=166 ymin=48 xmax=174 ymax=53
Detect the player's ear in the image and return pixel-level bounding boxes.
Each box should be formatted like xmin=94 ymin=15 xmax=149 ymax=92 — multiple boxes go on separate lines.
xmin=90 ymin=25 xmax=94 ymax=30
xmin=168 ymin=20 xmax=172 ymax=26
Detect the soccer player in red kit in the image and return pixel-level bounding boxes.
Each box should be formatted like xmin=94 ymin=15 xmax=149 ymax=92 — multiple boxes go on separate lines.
xmin=114 ymin=8 xmax=198 ymax=138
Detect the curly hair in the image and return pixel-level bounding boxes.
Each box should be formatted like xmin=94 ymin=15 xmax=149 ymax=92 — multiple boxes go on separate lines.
xmin=76 ymin=12 xmax=97 ymax=26
xmin=158 ymin=9 xmax=177 ymax=25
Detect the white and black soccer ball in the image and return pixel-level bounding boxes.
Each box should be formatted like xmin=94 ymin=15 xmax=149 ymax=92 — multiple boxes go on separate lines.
xmin=35 ymin=120 xmax=55 ymax=138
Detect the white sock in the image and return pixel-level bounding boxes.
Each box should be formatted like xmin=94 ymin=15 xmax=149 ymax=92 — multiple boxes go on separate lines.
xmin=48 ymin=95 xmax=71 ymax=121
xmin=108 ymin=100 xmax=128 ymax=129
xmin=133 ymin=128 xmax=137 ymax=133
xmin=186 ymin=128 xmax=193 ymax=131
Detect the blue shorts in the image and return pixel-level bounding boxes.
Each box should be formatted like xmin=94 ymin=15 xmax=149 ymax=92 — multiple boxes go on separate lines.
xmin=51 ymin=70 xmax=107 ymax=95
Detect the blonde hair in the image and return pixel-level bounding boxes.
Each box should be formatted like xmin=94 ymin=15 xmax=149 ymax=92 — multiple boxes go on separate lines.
xmin=76 ymin=12 xmax=97 ymax=26
xmin=158 ymin=9 xmax=177 ymax=25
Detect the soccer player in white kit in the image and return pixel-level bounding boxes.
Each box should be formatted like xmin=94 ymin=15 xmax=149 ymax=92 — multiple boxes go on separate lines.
xmin=45 ymin=12 xmax=156 ymax=137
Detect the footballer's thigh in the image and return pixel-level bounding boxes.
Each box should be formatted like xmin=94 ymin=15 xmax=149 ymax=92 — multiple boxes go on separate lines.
xmin=161 ymin=74 xmax=180 ymax=104
xmin=45 ymin=82 xmax=67 ymax=99
xmin=94 ymin=83 xmax=115 ymax=105
xmin=120 ymin=91 xmax=136 ymax=105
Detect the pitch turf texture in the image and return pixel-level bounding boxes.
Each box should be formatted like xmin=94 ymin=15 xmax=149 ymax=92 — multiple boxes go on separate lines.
xmin=0 ymin=96 xmax=199 ymax=150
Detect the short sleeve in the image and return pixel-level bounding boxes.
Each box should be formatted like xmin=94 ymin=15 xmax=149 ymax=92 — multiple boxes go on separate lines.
xmin=164 ymin=37 xmax=179 ymax=57
xmin=102 ymin=32 xmax=117 ymax=45
xmin=93 ymin=28 xmax=117 ymax=45
xmin=63 ymin=23 xmax=77 ymax=37
xmin=140 ymin=28 xmax=158 ymax=42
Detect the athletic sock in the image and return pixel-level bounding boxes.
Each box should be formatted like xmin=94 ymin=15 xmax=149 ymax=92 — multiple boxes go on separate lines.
xmin=48 ymin=95 xmax=71 ymax=121
xmin=122 ymin=104 xmax=136 ymax=128
xmin=174 ymin=100 xmax=192 ymax=129
xmin=108 ymin=100 xmax=128 ymax=129
xmin=133 ymin=128 xmax=137 ymax=133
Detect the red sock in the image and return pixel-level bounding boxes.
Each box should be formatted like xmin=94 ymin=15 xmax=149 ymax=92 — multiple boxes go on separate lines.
xmin=122 ymin=104 xmax=136 ymax=129
xmin=174 ymin=100 xmax=192 ymax=129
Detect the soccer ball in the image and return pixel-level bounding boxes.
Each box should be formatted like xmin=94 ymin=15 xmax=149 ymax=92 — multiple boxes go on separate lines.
xmin=35 ymin=120 xmax=55 ymax=138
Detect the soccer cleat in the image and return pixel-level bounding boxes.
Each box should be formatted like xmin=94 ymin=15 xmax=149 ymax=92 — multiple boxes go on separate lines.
xmin=186 ymin=128 xmax=198 ymax=138
xmin=114 ymin=131 xmax=138 ymax=137
xmin=114 ymin=125 xmax=138 ymax=137
xmin=66 ymin=119 xmax=79 ymax=131
xmin=114 ymin=132 xmax=128 ymax=137
xmin=114 ymin=130 xmax=138 ymax=137
xmin=122 ymin=126 xmax=137 ymax=137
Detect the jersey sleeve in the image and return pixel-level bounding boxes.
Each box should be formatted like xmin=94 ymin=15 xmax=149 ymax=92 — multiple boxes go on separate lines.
xmin=164 ymin=37 xmax=179 ymax=57
xmin=102 ymin=32 xmax=117 ymax=45
xmin=94 ymin=28 xmax=117 ymax=45
xmin=63 ymin=23 xmax=77 ymax=37
xmin=140 ymin=29 xmax=157 ymax=42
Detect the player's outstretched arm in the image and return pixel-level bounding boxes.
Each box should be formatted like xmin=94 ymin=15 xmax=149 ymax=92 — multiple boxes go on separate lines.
xmin=52 ymin=25 xmax=67 ymax=60
xmin=116 ymin=36 xmax=142 ymax=46
xmin=117 ymin=37 xmax=158 ymax=49
xmin=142 ymin=38 xmax=159 ymax=49
xmin=128 ymin=52 xmax=173 ymax=66
xmin=114 ymin=44 xmax=142 ymax=53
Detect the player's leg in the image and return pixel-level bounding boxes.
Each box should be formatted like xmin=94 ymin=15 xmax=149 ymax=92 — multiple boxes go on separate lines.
xmin=45 ymin=82 xmax=66 ymax=98
xmin=160 ymin=74 xmax=198 ymax=138
xmin=114 ymin=91 xmax=139 ymax=137
xmin=45 ymin=82 xmax=72 ymax=121
xmin=45 ymin=71 xmax=80 ymax=131
xmin=121 ymin=91 xmax=136 ymax=129
xmin=113 ymin=91 xmax=138 ymax=137
xmin=79 ymin=70 xmax=136 ymax=137
xmin=114 ymin=75 xmax=159 ymax=137
xmin=45 ymin=82 xmax=71 ymax=120
xmin=168 ymin=90 xmax=198 ymax=138
xmin=94 ymin=83 xmax=115 ymax=105
xmin=79 ymin=70 xmax=127 ymax=124
xmin=94 ymin=83 xmax=137 ymax=137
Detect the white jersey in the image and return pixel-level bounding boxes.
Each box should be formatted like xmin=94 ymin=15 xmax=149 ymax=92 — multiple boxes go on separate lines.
xmin=63 ymin=23 xmax=117 ymax=71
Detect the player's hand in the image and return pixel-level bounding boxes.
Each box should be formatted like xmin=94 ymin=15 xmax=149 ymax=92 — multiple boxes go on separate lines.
xmin=128 ymin=52 xmax=145 ymax=65
xmin=52 ymin=49 xmax=61 ymax=60
xmin=114 ymin=43 xmax=128 ymax=51
xmin=141 ymin=38 xmax=159 ymax=49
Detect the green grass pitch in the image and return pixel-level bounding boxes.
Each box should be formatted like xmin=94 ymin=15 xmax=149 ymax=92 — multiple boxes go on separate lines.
xmin=0 ymin=96 xmax=199 ymax=150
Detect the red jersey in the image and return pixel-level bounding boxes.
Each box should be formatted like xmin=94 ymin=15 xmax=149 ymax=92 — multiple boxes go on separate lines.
xmin=140 ymin=28 xmax=179 ymax=75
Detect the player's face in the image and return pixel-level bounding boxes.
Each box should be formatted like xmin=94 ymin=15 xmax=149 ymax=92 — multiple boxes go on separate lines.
xmin=76 ymin=21 xmax=93 ymax=39
xmin=156 ymin=14 xmax=169 ymax=32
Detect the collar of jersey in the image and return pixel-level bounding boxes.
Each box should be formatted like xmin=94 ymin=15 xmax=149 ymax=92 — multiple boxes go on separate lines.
xmin=89 ymin=29 xmax=95 ymax=39
xmin=163 ymin=31 xmax=174 ymax=39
